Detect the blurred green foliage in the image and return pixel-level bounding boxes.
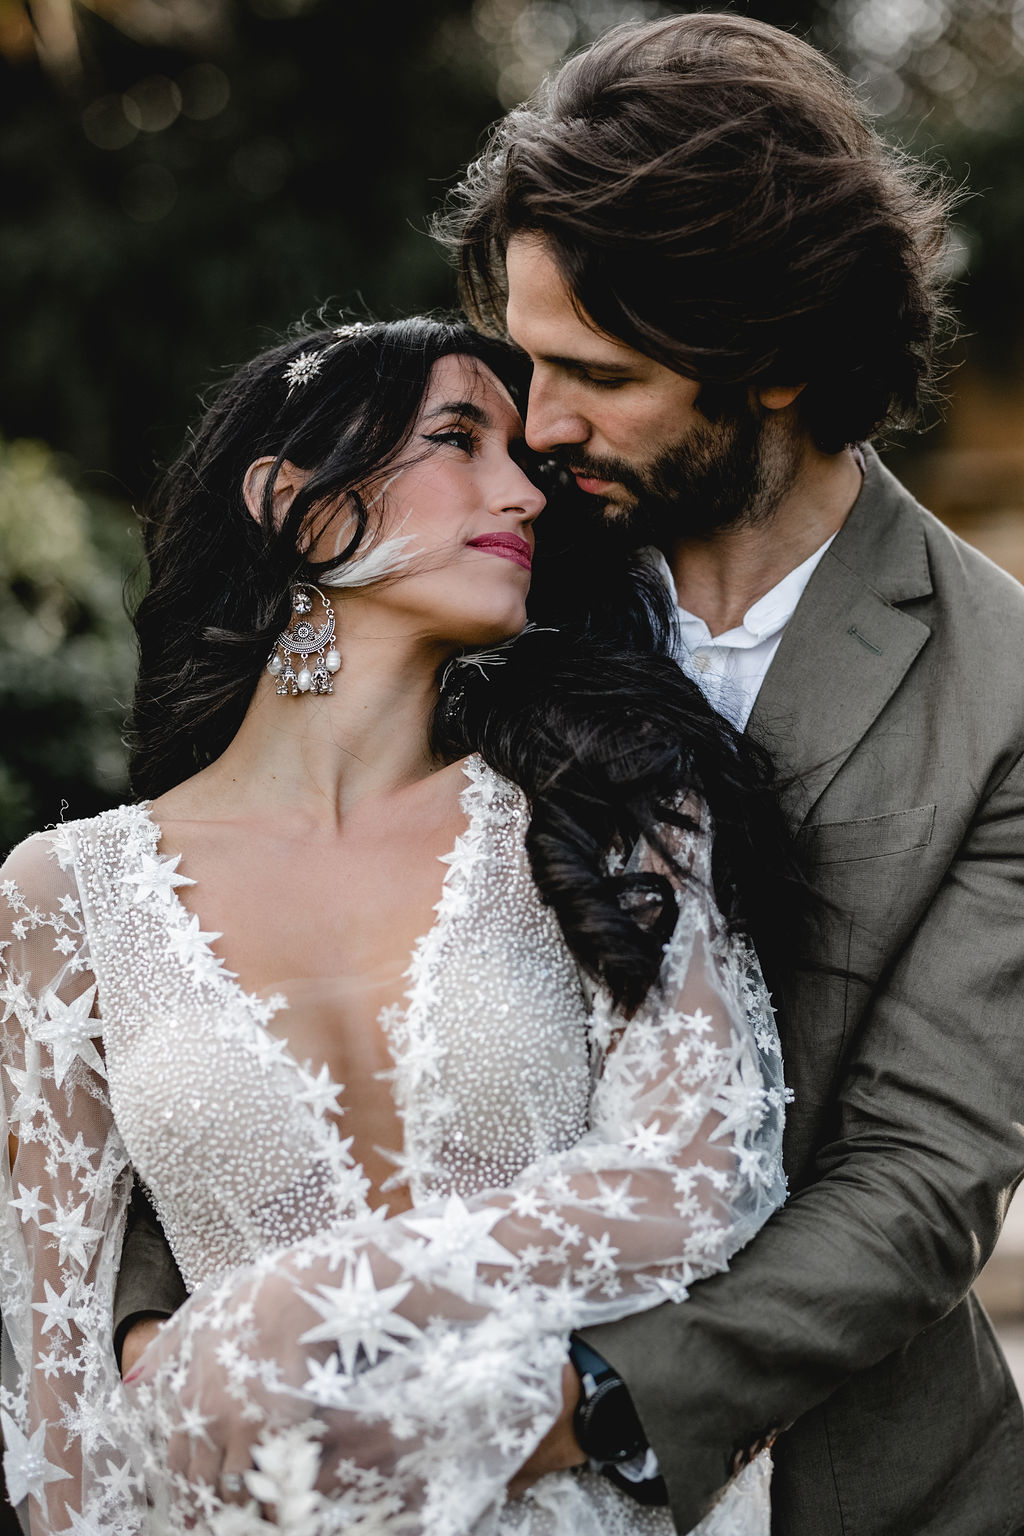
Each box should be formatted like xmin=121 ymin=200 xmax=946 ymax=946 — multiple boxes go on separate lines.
xmin=0 ymin=0 xmax=504 ymax=497
xmin=0 ymin=438 xmax=137 ymax=849
xmin=823 ymin=0 xmax=1024 ymax=380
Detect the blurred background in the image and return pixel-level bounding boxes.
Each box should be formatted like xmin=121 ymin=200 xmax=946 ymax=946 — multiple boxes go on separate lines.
xmin=4 ymin=0 xmax=1024 ymax=847
xmin=1 ymin=0 xmax=1023 ymax=1526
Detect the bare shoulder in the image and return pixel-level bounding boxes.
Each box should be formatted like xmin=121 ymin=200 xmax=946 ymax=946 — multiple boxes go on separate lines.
xmin=1 ymin=827 xmax=62 ymax=882
xmin=147 ymin=765 xmax=225 ymax=828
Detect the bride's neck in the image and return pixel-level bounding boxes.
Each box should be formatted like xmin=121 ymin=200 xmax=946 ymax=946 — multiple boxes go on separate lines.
xmin=197 ymin=629 xmax=449 ymax=828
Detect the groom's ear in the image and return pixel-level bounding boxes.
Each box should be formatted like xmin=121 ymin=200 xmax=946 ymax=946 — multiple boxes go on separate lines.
xmin=242 ymin=456 xmax=309 ymax=528
xmin=757 ymin=383 xmax=807 ymax=411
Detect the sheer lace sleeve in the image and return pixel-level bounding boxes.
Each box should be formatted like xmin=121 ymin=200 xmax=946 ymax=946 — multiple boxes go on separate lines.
xmin=0 ymin=831 xmax=140 ymax=1534
xmin=130 ymin=805 xmax=786 ymax=1535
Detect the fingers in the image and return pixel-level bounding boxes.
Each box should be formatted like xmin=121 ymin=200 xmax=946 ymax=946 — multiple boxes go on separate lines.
xmin=730 ymin=1429 xmax=778 ymax=1476
xmin=121 ymin=1315 xmax=166 ymax=1378
xmin=507 ymin=1469 xmax=541 ymax=1500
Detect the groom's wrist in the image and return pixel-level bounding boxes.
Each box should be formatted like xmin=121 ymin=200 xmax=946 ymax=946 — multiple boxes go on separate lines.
xmin=568 ymin=1334 xmax=650 ymax=1466
xmin=568 ymin=1336 xmax=669 ymax=1505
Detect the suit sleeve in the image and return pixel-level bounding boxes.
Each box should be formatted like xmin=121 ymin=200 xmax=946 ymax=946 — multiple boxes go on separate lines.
xmin=112 ymin=1182 xmax=188 ymax=1364
xmin=580 ymin=750 xmax=1024 ymax=1532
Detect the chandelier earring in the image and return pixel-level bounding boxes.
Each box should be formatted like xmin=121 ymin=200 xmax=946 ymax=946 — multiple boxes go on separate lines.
xmin=266 ymin=583 xmax=341 ymax=696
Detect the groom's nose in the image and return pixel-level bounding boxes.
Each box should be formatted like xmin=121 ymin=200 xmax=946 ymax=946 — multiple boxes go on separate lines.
xmin=524 ymin=375 xmax=590 ymax=454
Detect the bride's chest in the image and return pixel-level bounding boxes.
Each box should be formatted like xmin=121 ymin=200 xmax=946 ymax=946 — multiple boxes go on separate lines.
xmin=81 ymin=781 xmax=592 ymax=1278
xmin=168 ymin=798 xmax=465 ymax=993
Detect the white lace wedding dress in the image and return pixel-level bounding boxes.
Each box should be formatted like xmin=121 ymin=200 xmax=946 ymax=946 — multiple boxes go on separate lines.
xmin=0 ymin=756 xmax=787 ymax=1536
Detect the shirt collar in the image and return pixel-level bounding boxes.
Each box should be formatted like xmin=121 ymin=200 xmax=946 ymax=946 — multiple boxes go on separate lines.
xmin=669 ymin=530 xmax=838 ymax=651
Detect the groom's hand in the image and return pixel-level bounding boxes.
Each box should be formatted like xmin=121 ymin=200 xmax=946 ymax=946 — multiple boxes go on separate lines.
xmin=120 ymin=1313 xmax=165 ymax=1377
xmin=507 ymin=1362 xmax=587 ymax=1498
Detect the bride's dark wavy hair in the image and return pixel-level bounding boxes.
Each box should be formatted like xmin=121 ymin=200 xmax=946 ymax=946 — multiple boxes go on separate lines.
xmin=130 ymin=314 xmax=806 ymax=1014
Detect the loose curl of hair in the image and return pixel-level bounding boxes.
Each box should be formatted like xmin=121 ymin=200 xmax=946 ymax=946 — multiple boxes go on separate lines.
xmin=129 ymin=315 xmax=807 ymax=1015
xmin=437 ymin=12 xmax=958 ymax=452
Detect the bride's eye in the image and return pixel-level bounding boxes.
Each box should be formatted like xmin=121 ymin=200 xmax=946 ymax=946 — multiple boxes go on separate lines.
xmin=424 ymin=427 xmax=476 ymax=454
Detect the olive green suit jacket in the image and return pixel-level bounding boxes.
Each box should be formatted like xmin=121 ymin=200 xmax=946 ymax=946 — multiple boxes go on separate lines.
xmin=581 ymin=447 xmax=1024 ymax=1533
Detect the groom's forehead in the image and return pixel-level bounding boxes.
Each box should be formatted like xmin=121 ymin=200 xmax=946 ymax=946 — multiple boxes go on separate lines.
xmin=504 ymin=235 xmax=647 ymax=370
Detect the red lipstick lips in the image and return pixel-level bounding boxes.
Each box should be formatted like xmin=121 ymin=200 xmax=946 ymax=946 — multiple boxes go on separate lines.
xmin=467 ymin=532 xmax=532 ymax=571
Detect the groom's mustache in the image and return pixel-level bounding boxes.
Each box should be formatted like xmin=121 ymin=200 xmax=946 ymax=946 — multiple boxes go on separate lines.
xmin=550 ymin=447 xmax=644 ymax=493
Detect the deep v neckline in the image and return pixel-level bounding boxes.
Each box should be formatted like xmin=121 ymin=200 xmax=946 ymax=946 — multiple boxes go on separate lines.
xmin=129 ymin=755 xmax=485 ymax=1107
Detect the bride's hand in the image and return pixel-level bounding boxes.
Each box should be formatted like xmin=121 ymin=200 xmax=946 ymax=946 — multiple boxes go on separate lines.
xmin=120 ymin=1300 xmax=259 ymax=1498
xmin=120 ymin=1239 xmax=572 ymax=1514
xmin=119 ymin=1266 xmax=403 ymax=1503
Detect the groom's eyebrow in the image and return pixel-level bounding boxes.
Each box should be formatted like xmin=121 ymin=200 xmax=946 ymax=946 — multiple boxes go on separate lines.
xmin=539 ymin=352 xmax=635 ymax=376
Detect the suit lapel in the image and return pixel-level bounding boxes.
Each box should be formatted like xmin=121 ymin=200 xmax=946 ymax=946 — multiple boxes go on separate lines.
xmin=747 ymin=448 xmax=932 ymax=828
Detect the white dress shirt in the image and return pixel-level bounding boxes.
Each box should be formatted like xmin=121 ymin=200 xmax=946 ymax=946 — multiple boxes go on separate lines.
xmin=668 ymin=533 xmax=837 ymax=729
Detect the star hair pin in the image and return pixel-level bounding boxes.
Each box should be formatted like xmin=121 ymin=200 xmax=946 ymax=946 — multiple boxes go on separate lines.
xmin=281 ymin=321 xmax=372 ymax=396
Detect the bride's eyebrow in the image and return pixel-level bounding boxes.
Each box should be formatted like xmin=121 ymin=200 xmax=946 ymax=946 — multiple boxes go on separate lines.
xmin=423 ymin=400 xmax=488 ymax=426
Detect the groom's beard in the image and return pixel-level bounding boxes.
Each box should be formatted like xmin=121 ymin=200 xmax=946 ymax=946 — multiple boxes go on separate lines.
xmin=560 ymin=401 xmax=800 ymax=542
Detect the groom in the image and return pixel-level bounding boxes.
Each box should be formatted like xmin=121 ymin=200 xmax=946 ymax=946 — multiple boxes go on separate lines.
xmin=116 ymin=13 xmax=1024 ymax=1532
xmin=442 ymin=12 xmax=1024 ymax=1533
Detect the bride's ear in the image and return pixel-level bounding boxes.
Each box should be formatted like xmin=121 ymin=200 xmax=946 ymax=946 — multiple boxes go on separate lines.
xmin=242 ymin=457 xmax=309 ymax=528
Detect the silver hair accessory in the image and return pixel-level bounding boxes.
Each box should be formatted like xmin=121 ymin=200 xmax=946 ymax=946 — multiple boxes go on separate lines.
xmin=266 ymin=584 xmax=341 ymax=695
xmin=281 ymin=322 xmax=372 ymax=397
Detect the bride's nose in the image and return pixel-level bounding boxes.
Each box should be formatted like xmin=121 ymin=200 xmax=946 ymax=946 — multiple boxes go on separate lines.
xmin=487 ymin=458 xmax=546 ymax=523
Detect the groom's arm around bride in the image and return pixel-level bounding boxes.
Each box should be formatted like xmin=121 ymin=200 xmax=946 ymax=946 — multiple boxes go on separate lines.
xmin=455 ymin=16 xmax=1024 ymax=1532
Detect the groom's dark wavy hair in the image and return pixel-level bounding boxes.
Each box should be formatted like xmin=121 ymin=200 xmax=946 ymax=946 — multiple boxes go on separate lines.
xmin=439 ymin=13 xmax=956 ymax=450
xmin=129 ymin=316 xmax=806 ymax=1014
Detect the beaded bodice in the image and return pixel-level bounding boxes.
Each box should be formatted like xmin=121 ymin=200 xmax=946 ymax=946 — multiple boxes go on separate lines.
xmin=1 ymin=756 xmax=786 ymax=1536
xmin=80 ymin=758 xmax=592 ymax=1292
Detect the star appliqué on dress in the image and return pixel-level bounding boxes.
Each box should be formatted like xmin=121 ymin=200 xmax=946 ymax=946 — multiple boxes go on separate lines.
xmin=0 ymin=1410 xmax=72 ymax=1506
xmin=41 ymin=1197 xmax=104 ymax=1267
xmin=297 ymin=1252 xmax=421 ymax=1374
xmin=122 ymin=851 xmax=196 ymax=907
xmin=297 ymin=1063 xmax=345 ymax=1119
xmin=167 ymin=912 xmax=223 ymax=967
xmin=34 ymin=983 xmax=104 ymax=1086
xmin=403 ymin=1195 xmax=516 ymax=1295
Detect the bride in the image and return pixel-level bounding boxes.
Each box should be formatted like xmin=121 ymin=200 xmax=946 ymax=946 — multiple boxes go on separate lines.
xmin=0 ymin=316 xmax=799 ymax=1535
